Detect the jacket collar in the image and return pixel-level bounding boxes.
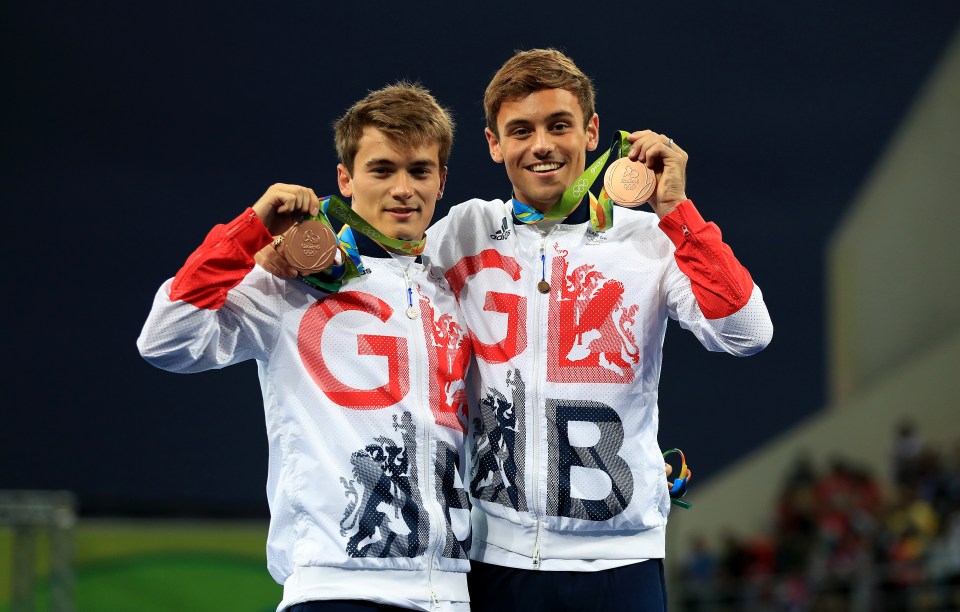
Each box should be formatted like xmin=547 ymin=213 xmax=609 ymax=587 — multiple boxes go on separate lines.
xmin=510 ymin=197 xmax=591 ymax=227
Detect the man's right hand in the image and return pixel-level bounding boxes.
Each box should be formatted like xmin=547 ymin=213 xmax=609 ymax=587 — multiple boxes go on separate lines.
xmin=252 ymin=183 xmax=321 ymax=236
xmin=251 ymin=184 xmax=321 ymax=278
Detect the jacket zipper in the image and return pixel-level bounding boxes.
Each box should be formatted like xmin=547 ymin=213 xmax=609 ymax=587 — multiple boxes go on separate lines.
xmin=403 ymin=262 xmax=442 ymax=607
xmin=531 ymin=232 xmax=549 ymax=569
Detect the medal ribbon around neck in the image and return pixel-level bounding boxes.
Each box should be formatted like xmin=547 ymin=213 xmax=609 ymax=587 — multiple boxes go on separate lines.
xmin=296 ymin=195 xmax=426 ymax=294
xmin=511 ymin=130 xmax=633 ymax=233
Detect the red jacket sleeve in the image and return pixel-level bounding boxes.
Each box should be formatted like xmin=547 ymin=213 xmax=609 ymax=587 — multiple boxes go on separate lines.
xmin=168 ymin=208 xmax=274 ymax=309
xmin=658 ymin=200 xmax=754 ymax=320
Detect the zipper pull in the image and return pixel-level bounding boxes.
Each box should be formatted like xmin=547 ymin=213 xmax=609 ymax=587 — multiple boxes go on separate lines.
xmin=402 ymin=265 xmax=419 ymax=320
xmin=532 ymin=521 xmax=542 ymax=569
xmin=430 ymin=588 xmax=440 ymax=609
xmin=537 ymin=237 xmax=550 ymax=294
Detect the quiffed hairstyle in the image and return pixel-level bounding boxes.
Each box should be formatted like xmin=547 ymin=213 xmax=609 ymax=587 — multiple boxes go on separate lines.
xmin=484 ymin=48 xmax=596 ymax=137
xmin=334 ymin=82 xmax=454 ymax=173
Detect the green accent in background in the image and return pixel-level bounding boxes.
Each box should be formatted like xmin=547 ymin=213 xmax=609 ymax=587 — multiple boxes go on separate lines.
xmin=1 ymin=519 xmax=281 ymax=612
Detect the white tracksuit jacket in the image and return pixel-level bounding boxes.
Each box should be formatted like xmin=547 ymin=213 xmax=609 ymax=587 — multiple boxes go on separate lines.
xmin=422 ymin=198 xmax=773 ymax=570
xmin=137 ymin=209 xmax=473 ymax=610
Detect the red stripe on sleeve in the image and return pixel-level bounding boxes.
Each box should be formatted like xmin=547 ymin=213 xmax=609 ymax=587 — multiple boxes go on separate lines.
xmin=169 ymin=209 xmax=274 ymax=309
xmin=658 ymin=200 xmax=754 ymax=319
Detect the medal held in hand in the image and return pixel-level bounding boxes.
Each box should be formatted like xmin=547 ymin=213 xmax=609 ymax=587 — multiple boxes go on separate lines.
xmin=512 ymin=131 xmax=655 ymax=232
xmin=603 ymin=157 xmax=656 ymax=207
xmin=276 ymin=218 xmax=339 ymax=275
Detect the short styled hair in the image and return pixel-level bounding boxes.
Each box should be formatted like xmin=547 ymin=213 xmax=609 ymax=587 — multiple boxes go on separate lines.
xmin=484 ymin=48 xmax=596 ymax=137
xmin=334 ymin=82 xmax=454 ymax=173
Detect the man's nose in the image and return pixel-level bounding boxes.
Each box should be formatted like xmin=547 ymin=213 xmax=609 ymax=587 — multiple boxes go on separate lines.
xmin=391 ymin=174 xmax=414 ymax=199
xmin=531 ymin=130 xmax=554 ymax=158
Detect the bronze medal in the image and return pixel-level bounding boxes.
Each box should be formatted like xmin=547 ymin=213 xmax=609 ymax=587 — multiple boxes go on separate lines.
xmin=537 ymin=280 xmax=551 ymax=294
xmin=277 ymin=219 xmax=339 ymax=275
xmin=603 ymin=158 xmax=656 ymax=207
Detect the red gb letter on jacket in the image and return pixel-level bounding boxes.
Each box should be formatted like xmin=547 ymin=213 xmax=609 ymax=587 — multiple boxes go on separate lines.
xmin=445 ymin=250 xmax=527 ymax=364
xmin=298 ymin=291 xmax=410 ymax=408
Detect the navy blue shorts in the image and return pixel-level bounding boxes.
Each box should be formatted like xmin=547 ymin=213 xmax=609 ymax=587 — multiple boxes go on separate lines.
xmin=467 ymin=559 xmax=668 ymax=612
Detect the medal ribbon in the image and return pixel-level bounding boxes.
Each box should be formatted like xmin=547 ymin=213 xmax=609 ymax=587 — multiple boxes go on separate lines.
xmin=323 ymin=195 xmax=425 ymax=256
xmin=511 ymin=130 xmax=633 ymax=232
xmin=663 ymin=448 xmax=693 ymax=509
xmin=297 ymin=195 xmax=425 ymax=294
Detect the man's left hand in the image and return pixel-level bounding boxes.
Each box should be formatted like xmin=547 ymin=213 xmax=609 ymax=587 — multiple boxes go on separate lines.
xmin=625 ymin=130 xmax=688 ymax=219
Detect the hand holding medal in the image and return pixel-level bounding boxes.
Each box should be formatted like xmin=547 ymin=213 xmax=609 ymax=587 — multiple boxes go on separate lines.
xmin=601 ymin=130 xmax=687 ymax=214
xmin=616 ymin=129 xmax=689 ymax=219
xmin=252 ymin=184 xmax=339 ymax=278
xmin=251 ymin=183 xmax=323 ymax=237
xmin=285 ymin=196 xmax=426 ymax=295
xmin=252 ymin=185 xmax=425 ymax=293
xmin=273 ymin=218 xmax=340 ymax=275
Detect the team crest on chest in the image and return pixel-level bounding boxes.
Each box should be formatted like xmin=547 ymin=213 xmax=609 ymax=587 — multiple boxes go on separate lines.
xmin=470 ymin=369 xmax=527 ymax=510
xmin=419 ymin=292 xmax=470 ymax=432
xmin=547 ymin=244 xmax=640 ymax=383
xmin=339 ymin=411 xmax=425 ymax=558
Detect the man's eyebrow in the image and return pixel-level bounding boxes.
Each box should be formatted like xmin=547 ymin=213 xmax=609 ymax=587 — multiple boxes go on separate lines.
xmin=363 ymin=157 xmax=438 ymax=168
xmin=364 ymin=158 xmax=398 ymax=167
xmin=503 ymin=117 xmax=531 ymax=130
xmin=545 ymin=110 xmax=576 ymax=122
xmin=408 ymin=158 xmax=439 ymax=168
xmin=503 ymin=111 xmax=577 ymax=131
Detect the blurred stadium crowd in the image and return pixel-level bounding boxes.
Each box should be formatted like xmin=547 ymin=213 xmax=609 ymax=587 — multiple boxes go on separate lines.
xmin=676 ymin=421 xmax=960 ymax=611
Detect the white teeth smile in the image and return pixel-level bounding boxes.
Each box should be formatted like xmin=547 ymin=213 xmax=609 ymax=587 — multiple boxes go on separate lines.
xmin=531 ymin=162 xmax=562 ymax=172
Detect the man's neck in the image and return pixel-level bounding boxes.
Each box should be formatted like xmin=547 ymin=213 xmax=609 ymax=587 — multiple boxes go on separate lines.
xmin=515 ymin=195 xmax=562 ymax=214
xmin=512 ymin=195 xmax=590 ymax=226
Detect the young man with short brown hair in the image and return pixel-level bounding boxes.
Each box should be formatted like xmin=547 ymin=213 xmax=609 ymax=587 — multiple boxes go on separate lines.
xmin=139 ymin=83 xmax=473 ymax=612
xmin=424 ymin=48 xmax=773 ymax=611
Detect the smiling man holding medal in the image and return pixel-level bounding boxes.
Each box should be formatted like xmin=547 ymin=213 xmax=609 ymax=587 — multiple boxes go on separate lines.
xmin=137 ymin=83 xmax=474 ymax=612
xmin=420 ymin=49 xmax=774 ymax=611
